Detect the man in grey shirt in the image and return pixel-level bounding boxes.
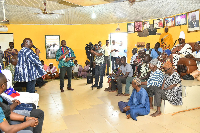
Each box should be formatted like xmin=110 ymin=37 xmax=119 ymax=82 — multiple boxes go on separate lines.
xmin=111 ymin=56 xmax=133 ymax=95
xmin=0 ymin=46 xmax=4 ymax=69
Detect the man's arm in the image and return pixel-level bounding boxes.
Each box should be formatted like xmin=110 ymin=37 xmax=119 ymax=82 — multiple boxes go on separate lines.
xmin=0 ymin=119 xmax=36 ymax=133
xmin=91 ymin=50 xmax=103 ymax=56
xmin=140 ymin=71 xmax=151 ymax=80
xmin=123 ymin=72 xmax=130 ymax=78
xmin=155 ymin=48 xmax=161 ymax=55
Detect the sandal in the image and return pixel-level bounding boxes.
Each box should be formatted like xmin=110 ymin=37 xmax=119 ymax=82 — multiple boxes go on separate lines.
xmin=124 ymin=93 xmax=130 ymax=96
xmin=104 ymin=88 xmax=111 ymax=91
xmin=116 ymin=93 xmax=124 ymax=96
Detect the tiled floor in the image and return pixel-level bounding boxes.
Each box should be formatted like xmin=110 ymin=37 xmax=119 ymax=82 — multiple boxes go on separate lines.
xmin=37 ymin=78 xmax=200 ymax=133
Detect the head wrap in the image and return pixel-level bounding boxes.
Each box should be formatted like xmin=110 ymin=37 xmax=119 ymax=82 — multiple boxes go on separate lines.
xmin=132 ymin=78 xmax=141 ymax=86
xmin=149 ymin=58 xmax=158 ymax=66
xmin=163 ymin=61 xmax=173 ymax=69
xmin=179 ymin=31 xmax=185 ymax=39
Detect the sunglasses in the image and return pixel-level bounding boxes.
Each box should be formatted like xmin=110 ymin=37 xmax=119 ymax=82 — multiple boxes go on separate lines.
xmin=164 ymin=68 xmax=171 ymax=72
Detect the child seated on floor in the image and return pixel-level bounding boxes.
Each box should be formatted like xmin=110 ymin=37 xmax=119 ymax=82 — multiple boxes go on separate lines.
xmin=72 ymin=60 xmax=79 ymax=79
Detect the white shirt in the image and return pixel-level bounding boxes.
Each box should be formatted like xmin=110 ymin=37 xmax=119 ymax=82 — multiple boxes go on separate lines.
xmin=111 ymin=44 xmax=119 ymax=57
xmin=130 ymin=53 xmax=138 ymax=64
xmin=72 ymin=64 xmax=79 ymax=72
xmin=192 ymin=51 xmax=200 ymax=71
xmin=102 ymin=45 xmax=110 ymax=56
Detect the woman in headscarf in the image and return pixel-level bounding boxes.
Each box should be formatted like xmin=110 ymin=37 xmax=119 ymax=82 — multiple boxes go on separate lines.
xmin=151 ymin=61 xmax=183 ymax=117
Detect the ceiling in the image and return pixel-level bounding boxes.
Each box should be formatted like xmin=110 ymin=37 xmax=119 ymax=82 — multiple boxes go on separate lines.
xmin=0 ymin=0 xmax=200 ymax=25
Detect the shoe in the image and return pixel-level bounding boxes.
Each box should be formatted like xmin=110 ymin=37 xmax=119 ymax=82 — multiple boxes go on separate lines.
xmin=97 ymin=85 xmax=103 ymax=89
xmin=67 ymin=87 xmax=74 ymax=91
xmin=91 ymin=84 xmax=98 ymax=87
xmin=61 ymin=89 xmax=64 ymax=92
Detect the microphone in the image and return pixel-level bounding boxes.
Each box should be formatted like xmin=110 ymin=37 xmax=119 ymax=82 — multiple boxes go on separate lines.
xmin=32 ymin=45 xmax=41 ymax=53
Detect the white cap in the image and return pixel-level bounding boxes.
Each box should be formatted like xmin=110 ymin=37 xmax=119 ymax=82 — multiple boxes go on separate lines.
xmin=179 ymin=31 xmax=185 ymax=39
xmin=49 ymin=63 xmax=53 ymax=65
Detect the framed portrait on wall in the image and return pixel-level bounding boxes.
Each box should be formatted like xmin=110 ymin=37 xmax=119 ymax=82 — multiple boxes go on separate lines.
xmin=134 ymin=21 xmax=143 ymax=32
xmin=143 ymin=21 xmax=150 ymax=30
xmin=164 ymin=17 xmax=175 ymax=27
xmin=154 ymin=19 xmax=163 ymax=29
xmin=45 ymin=35 xmax=60 ymax=59
xmin=175 ymin=14 xmax=187 ymax=26
xmin=127 ymin=23 xmax=134 ymax=33
xmin=188 ymin=10 xmax=199 ymax=31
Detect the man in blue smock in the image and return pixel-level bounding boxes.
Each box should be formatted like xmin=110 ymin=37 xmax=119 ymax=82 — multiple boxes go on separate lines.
xmin=123 ymin=78 xmax=150 ymax=121
xmin=150 ymin=42 xmax=163 ymax=59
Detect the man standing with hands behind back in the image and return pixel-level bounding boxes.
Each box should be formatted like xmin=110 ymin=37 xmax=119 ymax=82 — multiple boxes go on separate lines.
xmin=56 ymin=40 xmax=76 ymax=92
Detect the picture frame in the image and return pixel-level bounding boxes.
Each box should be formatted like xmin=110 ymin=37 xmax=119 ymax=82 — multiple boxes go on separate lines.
xmin=134 ymin=21 xmax=143 ymax=32
xmin=188 ymin=10 xmax=199 ymax=31
xmin=153 ymin=19 xmax=163 ymax=29
xmin=127 ymin=23 xmax=135 ymax=33
xmin=143 ymin=21 xmax=150 ymax=30
xmin=45 ymin=35 xmax=60 ymax=59
xmin=175 ymin=14 xmax=187 ymax=26
xmin=164 ymin=16 xmax=175 ymax=27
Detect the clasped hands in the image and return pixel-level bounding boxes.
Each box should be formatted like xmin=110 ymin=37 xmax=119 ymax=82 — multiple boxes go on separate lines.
xmin=123 ymin=106 xmax=130 ymax=112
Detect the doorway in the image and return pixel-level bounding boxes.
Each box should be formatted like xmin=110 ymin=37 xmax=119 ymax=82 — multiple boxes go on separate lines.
xmin=109 ymin=32 xmax=128 ymax=72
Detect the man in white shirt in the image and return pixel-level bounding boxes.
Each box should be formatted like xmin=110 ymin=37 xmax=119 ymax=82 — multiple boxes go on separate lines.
xmin=102 ymin=40 xmax=111 ymax=75
xmin=111 ymin=40 xmax=119 ymax=71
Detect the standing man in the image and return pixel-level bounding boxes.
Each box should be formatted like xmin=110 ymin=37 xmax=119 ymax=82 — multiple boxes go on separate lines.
xmin=102 ymin=40 xmax=110 ymax=75
xmin=4 ymin=42 xmax=18 ymax=67
xmin=0 ymin=46 xmax=4 ymax=69
xmin=111 ymin=40 xmax=119 ymax=71
xmin=14 ymin=38 xmax=46 ymax=93
xmin=91 ymin=43 xmax=105 ymax=89
xmin=56 ymin=40 xmax=76 ymax=92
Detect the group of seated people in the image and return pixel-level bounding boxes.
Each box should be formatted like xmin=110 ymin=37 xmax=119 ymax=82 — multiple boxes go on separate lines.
xmin=115 ymin=31 xmax=200 ymax=120
xmin=0 ymin=72 xmax=44 ymax=133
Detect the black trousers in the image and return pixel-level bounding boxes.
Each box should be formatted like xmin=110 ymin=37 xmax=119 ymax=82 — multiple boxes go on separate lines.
xmin=60 ymin=66 xmax=72 ymax=89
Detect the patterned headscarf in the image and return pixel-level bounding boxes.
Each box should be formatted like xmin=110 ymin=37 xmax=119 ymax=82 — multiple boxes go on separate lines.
xmin=163 ymin=61 xmax=173 ymax=69
xmin=132 ymin=78 xmax=141 ymax=86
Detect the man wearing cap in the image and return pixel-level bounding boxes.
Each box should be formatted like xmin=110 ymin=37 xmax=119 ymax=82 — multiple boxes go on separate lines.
xmin=171 ymin=31 xmax=192 ymax=68
xmin=122 ymin=78 xmax=150 ymax=121
xmin=45 ymin=63 xmax=59 ymax=80
xmin=141 ymin=58 xmax=164 ymax=109
xmin=56 ymin=40 xmax=76 ymax=92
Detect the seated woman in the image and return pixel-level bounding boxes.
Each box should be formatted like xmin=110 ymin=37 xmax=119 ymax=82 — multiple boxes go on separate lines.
xmin=122 ymin=78 xmax=150 ymax=121
xmin=45 ymin=63 xmax=59 ymax=79
xmin=0 ymin=73 xmax=41 ymax=133
xmin=151 ymin=61 xmax=183 ymax=117
xmin=81 ymin=60 xmax=90 ymax=78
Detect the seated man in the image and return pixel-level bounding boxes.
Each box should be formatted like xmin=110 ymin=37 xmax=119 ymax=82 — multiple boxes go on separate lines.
xmin=124 ymin=54 xmax=151 ymax=96
xmin=150 ymin=42 xmax=163 ymax=59
xmin=189 ymin=41 xmax=200 ymax=80
xmin=141 ymin=58 xmax=164 ymax=109
xmin=0 ymin=73 xmax=39 ymax=133
xmin=111 ymin=56 xmax=133 ymax=96
xmin=45 ymin=63 xmax=59 ymax=79
xmin=151 ymin=61 xmax=183 ymax=117
xmin=122 ymin=78 xmax=150 ymax=121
